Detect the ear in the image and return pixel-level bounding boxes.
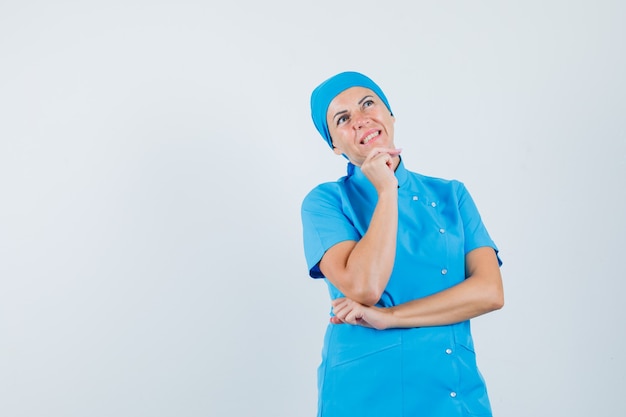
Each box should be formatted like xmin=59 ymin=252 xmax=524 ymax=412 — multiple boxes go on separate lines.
xmin=332 ymin=145 xmax=343 ymax=156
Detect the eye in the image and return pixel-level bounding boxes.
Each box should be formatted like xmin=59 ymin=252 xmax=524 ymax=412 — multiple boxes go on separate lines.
xmin=363 ymin=99 xmax=375 ymax=108
xmin=337 ymin=114 xmax=349 ymax=125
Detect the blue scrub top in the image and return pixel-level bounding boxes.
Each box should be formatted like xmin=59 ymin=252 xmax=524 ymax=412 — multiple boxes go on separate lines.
xmin=301 ymin=159 xmax=501 ymax=416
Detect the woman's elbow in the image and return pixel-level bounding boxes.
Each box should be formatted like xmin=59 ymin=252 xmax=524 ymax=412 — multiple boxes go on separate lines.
xmin=491 ymin=295 xmax=504 ymax=311
xmin=487 ymin=286 xmax=505 ymax=311
xmin=481 ymin=271 xmax=504 ymax=311
xmin=347 ymin=284 xmax=384 ymax=306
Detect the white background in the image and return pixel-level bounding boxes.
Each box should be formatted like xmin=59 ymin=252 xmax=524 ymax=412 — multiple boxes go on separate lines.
xmin=1 ymin=1 xmax=624 ymax=416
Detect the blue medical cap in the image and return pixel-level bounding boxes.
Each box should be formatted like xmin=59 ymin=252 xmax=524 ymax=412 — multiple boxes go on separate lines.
xmin=310 ymin=71 xmax=393 ymax=149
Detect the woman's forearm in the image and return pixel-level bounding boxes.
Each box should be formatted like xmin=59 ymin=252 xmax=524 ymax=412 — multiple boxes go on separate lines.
xmin=344 ymin=188 xmax=398 ymax=303
xmin=388 ymin=274 xmax=503 ymax=328
xmin=321 ymin=188 xmax=398 ymax=306
xmin=319 ymin=150 xmax=401 ymax=306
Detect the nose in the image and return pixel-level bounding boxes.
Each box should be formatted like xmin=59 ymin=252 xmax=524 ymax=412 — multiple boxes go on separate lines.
xmin=352 ymin=111 xmax=369 ymax=129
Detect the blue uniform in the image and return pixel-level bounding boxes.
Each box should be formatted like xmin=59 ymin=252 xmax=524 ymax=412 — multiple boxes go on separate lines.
xmin=301 ymin=160 xmax=501 ymax=416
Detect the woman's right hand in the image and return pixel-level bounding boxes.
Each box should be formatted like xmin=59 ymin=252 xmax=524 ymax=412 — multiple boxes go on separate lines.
xmin=359 ymin=148 xmax=402 ymax=193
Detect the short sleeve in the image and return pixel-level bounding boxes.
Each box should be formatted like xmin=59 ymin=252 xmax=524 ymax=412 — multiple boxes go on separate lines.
xmin=301 ymin=184 xmax=361 ymax=278
xmin=456 ymin=182 xmax=502 ymax=266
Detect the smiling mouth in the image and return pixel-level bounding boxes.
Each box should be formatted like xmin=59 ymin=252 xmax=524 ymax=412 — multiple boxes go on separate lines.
xmin=362 ymin=131 xmax=380 ymax=144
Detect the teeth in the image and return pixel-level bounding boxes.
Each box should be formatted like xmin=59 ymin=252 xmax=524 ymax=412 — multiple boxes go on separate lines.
xmin=363 ymin=131 xmax=379 ymax=144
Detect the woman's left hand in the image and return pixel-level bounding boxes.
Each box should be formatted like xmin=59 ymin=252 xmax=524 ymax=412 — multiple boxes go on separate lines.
xmin=330 ymin=298 xmax=392 ymax=330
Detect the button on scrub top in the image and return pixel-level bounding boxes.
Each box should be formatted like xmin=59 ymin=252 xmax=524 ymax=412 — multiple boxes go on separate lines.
xmin=301 ymin=159 xmax=501 ymax=417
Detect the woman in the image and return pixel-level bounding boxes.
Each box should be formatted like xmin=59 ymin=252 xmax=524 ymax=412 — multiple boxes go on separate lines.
xmin=301 ymin=71 xmax=504 ymax=416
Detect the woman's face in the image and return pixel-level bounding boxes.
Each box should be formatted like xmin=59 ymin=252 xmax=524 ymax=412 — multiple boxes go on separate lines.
xmin=326 ymin=86 xmax=396 ymax=166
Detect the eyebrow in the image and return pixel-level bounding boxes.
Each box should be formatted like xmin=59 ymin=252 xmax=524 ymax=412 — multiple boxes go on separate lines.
xmin=332 ymin=95 xmax=375 ymax=122
xmin=358 ymin=95 xmax=374 ymax=105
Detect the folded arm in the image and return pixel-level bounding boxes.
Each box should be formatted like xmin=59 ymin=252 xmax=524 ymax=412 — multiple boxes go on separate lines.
xmin=331 ymin=246 xmax=504 ymax=329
